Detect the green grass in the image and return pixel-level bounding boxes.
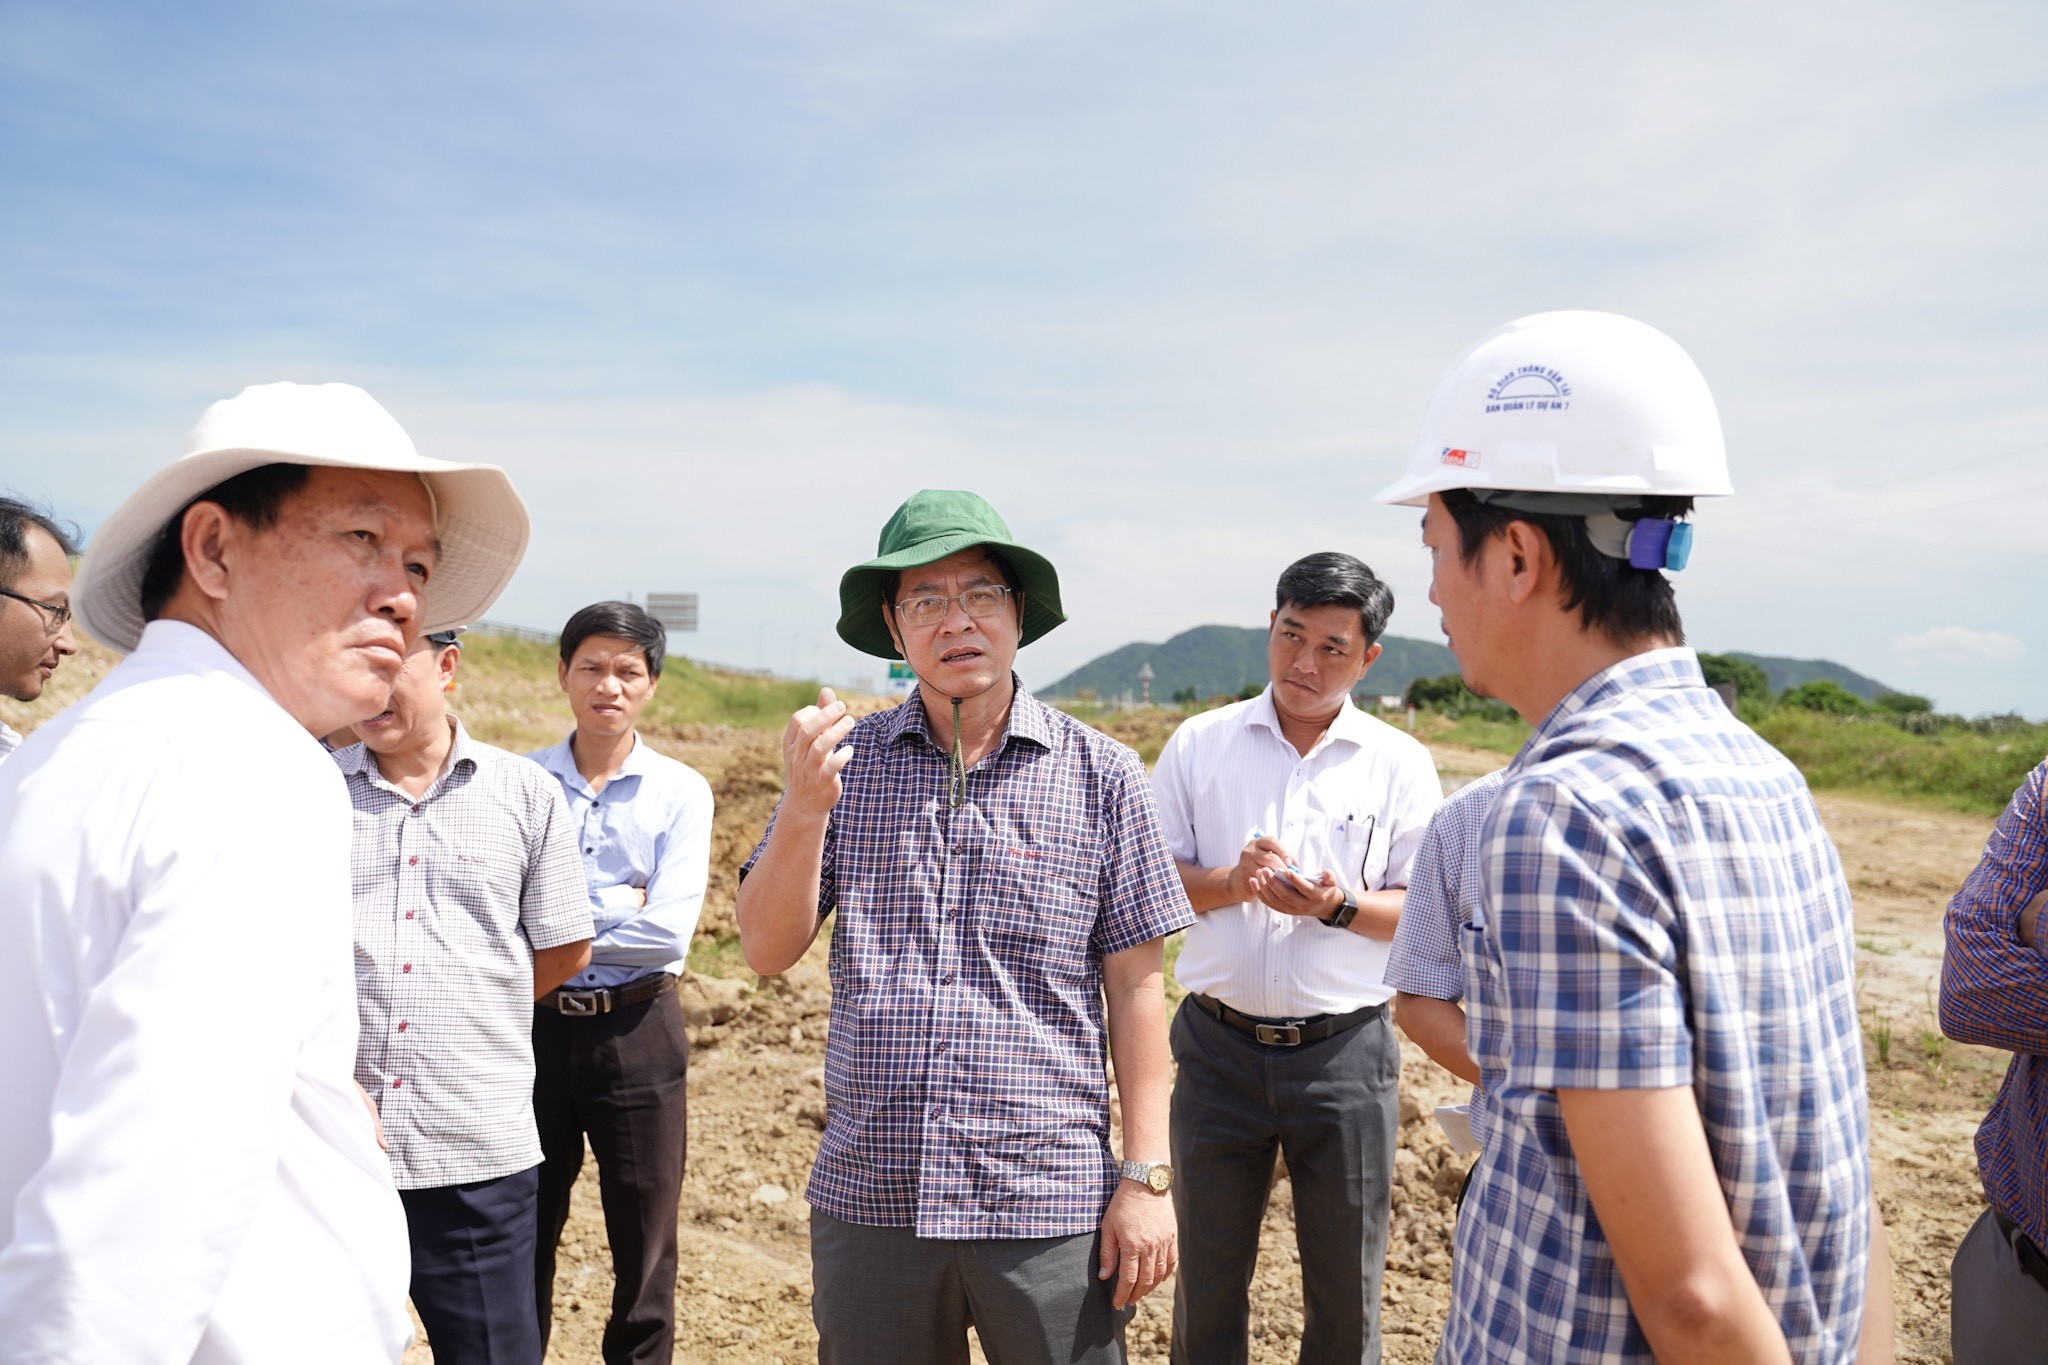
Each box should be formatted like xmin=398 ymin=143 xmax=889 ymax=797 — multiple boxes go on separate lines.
xmin=1753 ymin=707 xmax=2045 ymax=817
xmin=686 ymin=931 xmax=752 ymax=980
xmin=1430 ymin=714 xmax=1532 ymax=756
xmin=455 ymin=633 xmax=826 ymax=749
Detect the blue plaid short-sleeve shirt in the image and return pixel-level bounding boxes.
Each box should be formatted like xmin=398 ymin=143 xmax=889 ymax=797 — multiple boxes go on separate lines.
xmin=743 ymin=680 xmax=1194 ymax=1239
xmin=1444 ymin=649 xmax=1870 ymax=1363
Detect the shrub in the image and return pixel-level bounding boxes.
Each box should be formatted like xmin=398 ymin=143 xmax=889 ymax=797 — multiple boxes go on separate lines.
xmin=1874 ymin=691 xmax=1933 ymax=715
xmin=1403 ymin=673 xmax=1518 ymax=723
xmin=1780 ymin=679 xmax=1870 ymax=716
xmin=1698 ymin=653 xmax=1772 ymax=707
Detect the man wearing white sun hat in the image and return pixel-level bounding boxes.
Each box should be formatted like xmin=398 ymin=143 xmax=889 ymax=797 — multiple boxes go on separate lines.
xmin=0 ymin=381 xmax=530 ymax=1363
xmin=1376 ymin=312 xmax=1886 ymax=1362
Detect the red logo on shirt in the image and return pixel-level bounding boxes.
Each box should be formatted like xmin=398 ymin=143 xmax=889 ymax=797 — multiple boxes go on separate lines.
xmin=1441 ymin=447 xmax=1473 ymax=467
xmin=1008 ymin=848 xmax=1044 ymax=859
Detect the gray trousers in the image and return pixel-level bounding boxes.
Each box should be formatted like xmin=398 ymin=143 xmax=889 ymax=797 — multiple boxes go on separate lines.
xmin=1168 ymin=997 xmax=1398 ymax=1365
xmin=810 ymin=1208 xmax=1132 ymax=1365
xmin=1952 ymin=1204 xmax=2048 ymax=1364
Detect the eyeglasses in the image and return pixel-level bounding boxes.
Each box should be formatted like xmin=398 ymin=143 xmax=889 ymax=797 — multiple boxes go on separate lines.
xmin=0 ymin=587 xmax=71 ymax=636
xmin=892 ymin=584 xmax=1015 ymax=629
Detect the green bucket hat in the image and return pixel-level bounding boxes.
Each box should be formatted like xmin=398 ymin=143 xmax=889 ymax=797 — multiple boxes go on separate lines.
xmin=836 ymin=489 xmax=1066 ymax=660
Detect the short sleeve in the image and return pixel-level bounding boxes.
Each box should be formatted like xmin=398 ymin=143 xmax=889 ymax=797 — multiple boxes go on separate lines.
xmin=1093 ymin=748 xmax=1197 ymax=957
xmin=1483 ymin=780 xmax=1691 ymax=1092
xmin=1385 ymin=814 xmax=1466 ymax=1001
xmin=1147 ymin=724 xmax=1198 ymax=864
xmin=520 ymin=774 xmax=598 ymax=950
xmin=1377 ymin=744 xmax=1443 ymax=890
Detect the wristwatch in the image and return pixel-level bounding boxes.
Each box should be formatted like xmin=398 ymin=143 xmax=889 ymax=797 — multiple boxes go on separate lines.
xmin=1323 ymin=889 xmax=1359 ymax=931
xmin=1119 ymin=1160 xmax=1175 ymax=1194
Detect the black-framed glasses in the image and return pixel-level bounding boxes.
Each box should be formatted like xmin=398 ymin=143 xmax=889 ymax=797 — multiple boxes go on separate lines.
xmin=0 ymin=587 xmax=72 ymax=635
xmin=893 ymin=584 xmax=1014 ymax=629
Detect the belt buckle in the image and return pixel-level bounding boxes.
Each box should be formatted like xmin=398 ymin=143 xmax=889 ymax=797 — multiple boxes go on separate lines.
xmin=556 ymin=988 xmax=607 ymax=1016
xmin=1254 ymin=1022 xmax=1303 ymax=1046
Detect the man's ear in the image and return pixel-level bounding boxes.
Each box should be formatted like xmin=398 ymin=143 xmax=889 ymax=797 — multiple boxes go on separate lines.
xmin=882 ymin=600 xmax=906 ymax=659
xmin=1356 ymin=640 xmax=1384 ymax=679
xmin=178 ymin=502 xmax=238 ymax=604
xmin=1498 ymin=519 xmax=1553 ymax=608
xmin=439 ymin=647 xmax=460 ymax=693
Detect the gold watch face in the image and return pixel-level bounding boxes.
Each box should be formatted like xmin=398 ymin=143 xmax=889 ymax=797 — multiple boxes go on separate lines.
xmin=1145 ymin=1164 xmax=1174 ymax=1193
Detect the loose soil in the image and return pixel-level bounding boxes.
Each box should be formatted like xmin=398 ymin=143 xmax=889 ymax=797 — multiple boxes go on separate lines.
xmin=486 ymin=728 xmax=2004 ymax=1365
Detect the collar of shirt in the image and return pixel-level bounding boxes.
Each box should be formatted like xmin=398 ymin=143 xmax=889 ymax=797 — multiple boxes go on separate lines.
xmin=873 ymin=674 xmax=1057 ymax=758
xmin=1243 ymin=684 xmax=1377 ymax=758
xmin=335 ymin=716 xmax=477 ymax=805
xmin=0 ymin=721 xmax=20 ymax=760
xmin=138 ymin=619 xmax=289 ymax=706
xmin=531 ymin=729 xmax=653 ymax=799
xmin=1517 ymin=646 xmax=1705 ymax=760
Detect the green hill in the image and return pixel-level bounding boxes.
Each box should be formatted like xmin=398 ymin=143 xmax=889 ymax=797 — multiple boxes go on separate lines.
xmin=1044 ymin=624 xmax=1457 ymax=703
xmin=1725 ymin=652 xmax=1896 ymax=701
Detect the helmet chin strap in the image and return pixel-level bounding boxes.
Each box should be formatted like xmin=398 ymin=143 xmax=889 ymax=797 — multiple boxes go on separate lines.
xmin=903 ymin=664 xmax=1006 ymax=810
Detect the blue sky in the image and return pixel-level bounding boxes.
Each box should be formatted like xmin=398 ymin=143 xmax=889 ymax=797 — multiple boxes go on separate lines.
xmin=3 ymin=0 xmax=2044 ymax=714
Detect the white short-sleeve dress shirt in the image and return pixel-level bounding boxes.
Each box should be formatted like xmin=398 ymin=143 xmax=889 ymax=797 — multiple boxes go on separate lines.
xmin=0 ymin=621 xmax=411 ymax=1364
xmin=1150 ymin=687 xmax=1442 ymax=1017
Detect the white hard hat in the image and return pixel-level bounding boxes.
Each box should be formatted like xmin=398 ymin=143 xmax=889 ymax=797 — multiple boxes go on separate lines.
xmin=1373 ymin=310 xmax=1733 ymax=510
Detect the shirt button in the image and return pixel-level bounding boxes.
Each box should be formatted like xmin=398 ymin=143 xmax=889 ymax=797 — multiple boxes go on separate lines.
xmin=405 ymin=911 xmax=415 ymax=920
xmin=392 ymin=1078 xmax=402 ymax=1088
xmin=939 ymin=973 xmax=953 ymax=985
xmin=410 ymin=805 xmax=422 ymax=815
xmin=935 ymin=1040 xmax=948 ymax=1053
xmin=397 ymin=1021 xmax=408 ymax=1031
xmin=402 ymin=963 xmax=412 ymax=973
xmin=585 ymin=848 xmax=594 ymax=854
xmin=408 ymin=856 xmax=417 ymax=866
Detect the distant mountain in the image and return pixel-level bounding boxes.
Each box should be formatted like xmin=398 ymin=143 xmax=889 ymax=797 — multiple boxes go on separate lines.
xmin=1045 ymin=624 xmax=1457 ymax=703
xmin=1047 ymin=628 xmax=1900 ymax=708
xmin=1724 ymin=652 xmax=1897 ymax=701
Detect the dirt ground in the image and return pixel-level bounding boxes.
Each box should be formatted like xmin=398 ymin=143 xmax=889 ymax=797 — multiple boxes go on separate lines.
xmin=488 ymin=727 xmax=2008 ymax=1365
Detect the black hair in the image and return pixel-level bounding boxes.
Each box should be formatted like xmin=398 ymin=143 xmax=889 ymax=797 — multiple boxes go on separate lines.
xmin=0 ymin=495 xmax=80 ymax=590
xmin=1439 ymin=487 xmax=1690 ymax=644
xmin=559 ymin=601 xmax=667 ymax=678
xmin=1274 ymin=551 xmax=1394 ymax=646
xmin=138 ymin=463 xmax=312 ymax=622
xmin=881 ymin=547 xmax=1021 ymax=606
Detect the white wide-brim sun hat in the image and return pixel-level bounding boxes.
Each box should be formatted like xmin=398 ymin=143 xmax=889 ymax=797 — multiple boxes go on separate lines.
xmin=75 ymin=381 xmax=531 ymax=654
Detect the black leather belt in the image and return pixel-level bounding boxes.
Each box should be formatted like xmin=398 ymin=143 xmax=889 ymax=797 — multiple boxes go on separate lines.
xmin=539 ymin=972 xmax=675 ymax=1017
xmin=1994 ymin=1207 xmax=2048 ymax=1296
xmin=1188 ymin=992 xmax=1383 ymax=1047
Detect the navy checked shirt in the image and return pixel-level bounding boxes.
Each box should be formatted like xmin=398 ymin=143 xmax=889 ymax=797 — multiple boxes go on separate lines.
xmin=1445 ymin=649 xmax=1870 ymax=1363
xmin=1940 ymin=757 xmax=2048 ymax=1250
xmin=743 ymin=680 xmax=1194 ymax=1239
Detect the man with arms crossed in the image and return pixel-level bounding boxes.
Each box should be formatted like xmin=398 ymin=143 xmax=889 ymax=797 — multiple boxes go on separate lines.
xmin=1941 ymin=756 xmax=2048 ymax=1362
xmin=0 ymin=495 xmax=80 ymax=764
xmin=340 ymin=626 xmax=593 ymax=1364
xmin=737 ymin=490 xmax=1193 ymax=1365
xmin=0 ymin=381 xmax=529 ymax=1362
xmin=1379 ymin=311 xmax=1876 ymax=1362
xmin=528 ymin=601 xmax=713 ymax=1365
xmin=1150 ymin=551 xmax=1440 ymax=1365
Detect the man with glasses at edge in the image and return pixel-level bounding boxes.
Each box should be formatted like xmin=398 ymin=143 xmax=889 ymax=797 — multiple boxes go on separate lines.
xmin=1148 ymin=551 xmax=1440 ymax=1365
xmin=737 ymin=490 xmax=1194 ymax=1365
xmin=0 ymin=495 xmax=80 ymax=765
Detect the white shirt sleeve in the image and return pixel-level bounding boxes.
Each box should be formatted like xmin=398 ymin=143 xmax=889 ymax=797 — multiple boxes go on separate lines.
xmin=0 ymin=756 xmax=344 ymax=1363
xmin=593 ymin=771 xmax=714 ymax=970
xmin=1147 ymin=723 xmax=1199 ymax=865
xmin=1378 ymin=744 xmax=1444 ymax=890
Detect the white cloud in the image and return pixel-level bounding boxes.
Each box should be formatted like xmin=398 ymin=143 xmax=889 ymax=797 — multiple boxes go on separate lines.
xmin=1893 ymin=626 xmax=2027 ymax=663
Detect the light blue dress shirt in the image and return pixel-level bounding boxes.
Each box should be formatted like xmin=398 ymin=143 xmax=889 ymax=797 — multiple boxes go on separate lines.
xmin=527 ymin=732 xmax=713 ymax=989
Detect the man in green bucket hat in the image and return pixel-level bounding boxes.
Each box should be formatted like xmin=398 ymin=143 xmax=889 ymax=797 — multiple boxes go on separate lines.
xmin=737 ymin=489 xmax=1195 ymax=1365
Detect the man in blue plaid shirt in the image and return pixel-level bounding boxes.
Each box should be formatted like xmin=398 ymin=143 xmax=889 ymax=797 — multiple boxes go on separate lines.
xmin=737 ymin=490 xmax=1193 ymax=1365
xmin=1376 ymin=312 xmax=1885 ymax=1362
